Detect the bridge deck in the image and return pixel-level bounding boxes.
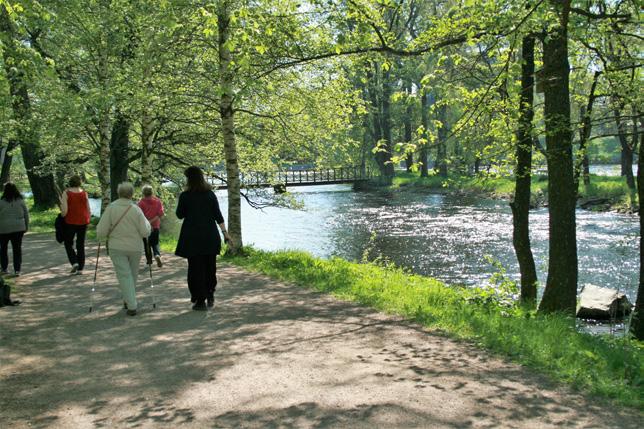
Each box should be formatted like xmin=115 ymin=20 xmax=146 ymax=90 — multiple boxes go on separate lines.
xmin=208 ymin=167 xmax=374 ymax=190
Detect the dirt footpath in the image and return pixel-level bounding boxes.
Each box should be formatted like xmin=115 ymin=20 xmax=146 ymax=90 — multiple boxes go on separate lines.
xmin=0 ymin=234 xmax=641 ymax=428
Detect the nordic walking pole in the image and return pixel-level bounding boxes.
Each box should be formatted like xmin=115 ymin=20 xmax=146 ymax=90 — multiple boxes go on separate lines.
xmin=144 ymin=238 xmax=156 ymax=309
xmin=90 ymin=242 xmax=101 ymax=313
xmin=148 ymin=261 xmax=156 ymax=309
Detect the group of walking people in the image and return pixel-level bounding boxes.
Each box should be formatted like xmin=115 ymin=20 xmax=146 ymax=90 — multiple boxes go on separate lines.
xmin=0 ymin=166 xmax=230 ymax=314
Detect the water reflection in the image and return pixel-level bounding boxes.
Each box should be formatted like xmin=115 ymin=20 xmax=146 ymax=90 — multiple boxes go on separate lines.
xmin=216 ymin=184 xmax=638 ymax=301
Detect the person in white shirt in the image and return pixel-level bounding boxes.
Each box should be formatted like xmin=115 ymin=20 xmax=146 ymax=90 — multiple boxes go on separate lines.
xmin=96 ymin=182 xmax=151 ymax=316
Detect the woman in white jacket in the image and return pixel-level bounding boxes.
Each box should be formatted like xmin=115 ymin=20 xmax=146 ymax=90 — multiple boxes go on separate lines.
xmin=96 ymin=182 xmax=151 ymax=316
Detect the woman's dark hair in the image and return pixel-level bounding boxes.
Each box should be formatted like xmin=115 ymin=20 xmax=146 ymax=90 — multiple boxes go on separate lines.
xmin=68 ymin=175 xmax=82 ymax=188
xmin=2 ymin=182 xmax=23 ymax=201
xmin=184 ymin=166 xmax=212 ymax=192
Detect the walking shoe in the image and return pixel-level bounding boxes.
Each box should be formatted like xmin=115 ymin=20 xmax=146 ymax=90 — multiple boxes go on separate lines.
xmin=70 ymin=264 xmax=79 ymax=274
xmin=126 ymin=309 xmax=137 ymax=316
xmin=207 ymin=294 xmax=214 ymax=308
xmin=75 ymin=270 xmax=83 ymax=275
xmin=192 ymin=302 xmax=207 ymax=311
xmin=0 ymin=270 xmax=8 ymax=275
xmin=13 ymin=271 xmax=20 ymax=277
xmin=155 ymin=255 xmax=163 ymax=268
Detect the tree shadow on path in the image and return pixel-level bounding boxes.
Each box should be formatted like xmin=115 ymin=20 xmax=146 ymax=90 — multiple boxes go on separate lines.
xmin=0 ymin=234 xmax=641 ymax=428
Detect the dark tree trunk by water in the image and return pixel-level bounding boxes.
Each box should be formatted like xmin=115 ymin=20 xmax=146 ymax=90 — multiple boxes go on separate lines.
xmin=615 ymin=107 xmax=635 ymax=190
xmin=0 ymin=5 xmax=57 ymax=208
xmin=436 ymin=102 xmax=448 ymax=178
xmin=633 ymin=119 xmax=644 ymax=340
xmin=381 ymin=69 xmax=395 ymax=179
xmin=419 ymin=91 xmax=430 ymax=177
xmin=109 ymin=112 xmax=130 ymax=201
xmin=404 ymin=82 xmax=413 ymax=172
xmin=538 ymin=1 xmax=578 ymax=316
xmin=574 ymin=71 xmax=600 ymax=193
xmin=510 ymin=36 xmax=538 ymax=306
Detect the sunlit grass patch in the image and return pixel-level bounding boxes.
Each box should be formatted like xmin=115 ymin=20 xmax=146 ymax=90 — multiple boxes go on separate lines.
xmin=25 ymin=199 xmax=59 ymax=233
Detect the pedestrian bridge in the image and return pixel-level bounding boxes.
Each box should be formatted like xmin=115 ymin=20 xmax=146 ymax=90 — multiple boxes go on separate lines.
xmin=207 ymin=167 xmax=375 ymax=190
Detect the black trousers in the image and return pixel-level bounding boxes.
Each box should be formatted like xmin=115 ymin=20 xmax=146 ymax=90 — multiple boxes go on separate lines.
xmin=149 ymin=228 xmax=160 ymax=256
xmin=0 ymin=231 xmax=24 ymax=272
xmin=64 ymin=224 xmax=87 ymax=270
xmin=143 ymin=229 xmax=161 ymax=265
xmin=187 ymin=255 xmax=217 ymax=303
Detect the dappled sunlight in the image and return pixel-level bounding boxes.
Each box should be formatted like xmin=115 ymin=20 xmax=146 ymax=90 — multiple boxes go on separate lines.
xmin=1 ymin=234 xmax=641 ymax=428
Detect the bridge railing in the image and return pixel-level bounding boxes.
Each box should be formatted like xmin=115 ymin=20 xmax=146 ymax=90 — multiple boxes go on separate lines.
xmin=208 ymin=166 xmax=374 ymax=189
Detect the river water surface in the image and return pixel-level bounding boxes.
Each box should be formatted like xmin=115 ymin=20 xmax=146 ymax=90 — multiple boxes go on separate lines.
xmin=215 ymin=185 xmax=638 ymax=301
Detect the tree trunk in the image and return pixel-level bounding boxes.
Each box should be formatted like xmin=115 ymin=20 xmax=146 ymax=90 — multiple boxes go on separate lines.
xmin=511 ymin=36 xmax=538 ymax=307
xmin=109 ymin=112 xmax=129 ymax=201
xmin=380 ymin=69 xmax=395 ymax=179
xmin=218 ymin=3 xmax=243 ymax=254
xmin=96 ymin=44 xmax=111 ymax=212
xmin=632 ymin=118 xmax=644 ymax=340
xmin=615 ymin=107 xmax=635 ymax=189
xmin=419 ymin=91 xmax=429 ymax=177
xmin=436 ymin=102 xmax=448 ymax=178
xmin=366 ymin=64 xmax=388 ymax=178
xmin=404 ymin=82 xmax=413 ymax=173
xmin=0 ymin=139 xmax=16 ymax=184
xmin=575 ymin=71 xmax=600 ymax=193
xmin=538 ymin=1 xmax=578 ymax=316
xmin=0 ymin=5 xmax=58 ymax=208
xmin=140 ymin=111 xmax=154 ymax=184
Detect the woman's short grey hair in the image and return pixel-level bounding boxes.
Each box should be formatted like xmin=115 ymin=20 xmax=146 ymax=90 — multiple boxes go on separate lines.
xmin=142 ymin=184 xmax=154 ymax=197
xmin=117 ymin=182 xmax=134 ymax=199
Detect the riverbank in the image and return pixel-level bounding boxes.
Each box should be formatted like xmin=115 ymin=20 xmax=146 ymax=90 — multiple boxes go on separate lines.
xmin=390 ymin=172 xmax=636 ymax=212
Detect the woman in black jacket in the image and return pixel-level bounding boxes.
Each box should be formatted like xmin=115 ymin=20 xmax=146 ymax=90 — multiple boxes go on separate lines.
xmin=175 ymin=166 xmax=231 ymax=310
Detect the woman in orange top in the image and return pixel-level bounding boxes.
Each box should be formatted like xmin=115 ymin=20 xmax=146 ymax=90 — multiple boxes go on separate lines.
xmin=60 ymin=175 xmax=91 ymax=274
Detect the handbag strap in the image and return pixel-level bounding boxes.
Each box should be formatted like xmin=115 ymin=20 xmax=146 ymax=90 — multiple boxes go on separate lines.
xmin=108 ymin=204 xmax=133 ymax=238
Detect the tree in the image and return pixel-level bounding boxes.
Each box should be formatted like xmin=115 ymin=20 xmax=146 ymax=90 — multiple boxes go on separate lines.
xmin=633 ymin=116 xmax=644 ymax=340
xmin=510 ymin=35 xmax=538 ymax=306
xmin=0 ymin=3 xmax=58 ymax=208
xmin=538 ymin=0 xmax=578 ymax=315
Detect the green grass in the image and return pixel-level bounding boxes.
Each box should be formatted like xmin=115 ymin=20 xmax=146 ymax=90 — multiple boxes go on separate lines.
xmin=26 ymin=199 xmax=60 ymax=233
xmin=218 ymin=247 xmax=643 ymax=409
xmin=392 ymin=172 xmax=636 ymax=209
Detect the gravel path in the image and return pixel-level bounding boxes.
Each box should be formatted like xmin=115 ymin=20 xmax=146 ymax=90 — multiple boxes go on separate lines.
xmin=0 ymin=234 xmax=641 ymax=428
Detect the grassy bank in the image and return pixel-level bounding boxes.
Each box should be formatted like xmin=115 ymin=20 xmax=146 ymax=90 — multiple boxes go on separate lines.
xmin=221 ymin=248 xmax=643 ymax=409
xmin=26 ymin=200 xmax=60 ymax=233
xmin=391 ymin=172 xmax=636 ymax=211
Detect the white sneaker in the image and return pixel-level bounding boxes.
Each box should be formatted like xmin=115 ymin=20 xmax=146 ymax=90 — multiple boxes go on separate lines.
xmin=70 ymin=264 xmax=79 ymax=274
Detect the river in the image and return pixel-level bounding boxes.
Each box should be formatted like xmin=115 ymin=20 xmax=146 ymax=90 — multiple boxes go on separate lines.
xmin=214 ymin=184 xmax=638 ymax=302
